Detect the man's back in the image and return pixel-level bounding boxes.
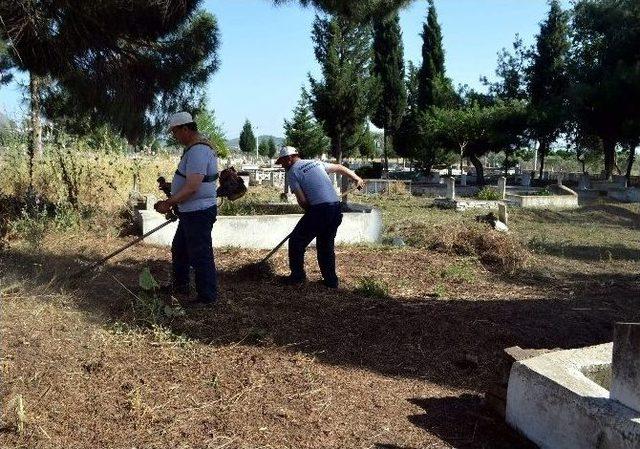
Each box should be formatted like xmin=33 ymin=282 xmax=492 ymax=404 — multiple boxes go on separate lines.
xmin=288 ymin=159 xmax=339 ymax=206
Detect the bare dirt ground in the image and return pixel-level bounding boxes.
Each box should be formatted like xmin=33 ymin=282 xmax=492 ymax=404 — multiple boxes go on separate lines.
xmin=1 ymin=196 xmax=639 ymax=448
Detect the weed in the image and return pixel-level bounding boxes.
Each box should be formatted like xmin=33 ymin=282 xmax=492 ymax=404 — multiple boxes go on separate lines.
xmin=356 ymin=277 xmax=390 ymax=298
xmin=476 ymin=187 xmax=502 ymax=201
xmin=433 ymin=283 xmax=447 ymax=298
xmin=441 ymin=261 xmax=476 ymax=283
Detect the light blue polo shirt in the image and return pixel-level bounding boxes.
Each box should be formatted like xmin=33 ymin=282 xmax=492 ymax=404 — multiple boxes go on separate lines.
xmin=171 ymin=144 xmax=218 ymax=212
xmin=288 ymin=159 xmax=339 ymax=206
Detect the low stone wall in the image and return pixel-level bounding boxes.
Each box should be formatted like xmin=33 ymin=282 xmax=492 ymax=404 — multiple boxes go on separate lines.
xmin=506 ymin=343 xmax=640 ymax=449
xmin=363 ymin=179 xmax=412 ymax=195
xmin=139 ymin=202 xmax=382 ymax=249
xmin=433 ymin=198 xmax=502 ymax=211
xmin=412 ymin=184 xmax=479 ymax=197
xmin=607 ymin=187 xmax=640 ymax=203
xmin=506 ymin=194 xmax=579 ymax=208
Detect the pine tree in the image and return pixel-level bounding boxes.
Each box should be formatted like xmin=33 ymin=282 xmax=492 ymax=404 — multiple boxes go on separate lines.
xmin=0 ymin=39 xmax=12 ymax=85
xmin=309 ymin=15 xmax=372 ymax=162
xmin=276 ymin=0 xmax=412 ymax=22
xmin=239 ymin=120 xmax=257 ymax=153
xmin=284 ymin=87 xmax=330 ymax=158
xmin=371 ymin=11 xmax=406 ymax=174
xmin=258 ymin=139 xmax=269 ymax=156
xmin=528 ymin=0 xmax=570 ymax=179
xmin=0 ymin=1 xmax=220 ymax=145
xmin=194 ymin=107 xmax=229 ymax=158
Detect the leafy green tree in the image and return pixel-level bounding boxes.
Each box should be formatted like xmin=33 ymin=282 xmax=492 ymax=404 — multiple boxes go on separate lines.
xmin=484 ymin=37 xmax=529 ymax=102
xmin=569 ymin=0 xmax=640 ymax=179
xmin=0 ymin=39 xmax=12 ymax=85
xmin=309 ymin=15 xmax=372 ymax=162
xmin=0 ymin=2 xmax=220 ymax=145
xmin=195 ymin=108 xmax=229 ymax=158
xmin=371 ymin=11 xmax=406 ymax=173
xmin=239 ymin=120 xmax=257 ymax=153
xmin=284 ymin=88 xmax=330 ymax=158
xmin=527 ymin=0 xmax=570 ymax=178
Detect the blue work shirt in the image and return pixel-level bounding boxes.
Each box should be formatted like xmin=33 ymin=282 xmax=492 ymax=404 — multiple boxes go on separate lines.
xmin=171 ymin=144 xmax=218 ymax=212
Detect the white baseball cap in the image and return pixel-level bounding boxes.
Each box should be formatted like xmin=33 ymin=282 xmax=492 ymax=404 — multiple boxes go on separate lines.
xmin=276 ymin=146 xmax=299 ymax=163
xmin=167 ymin=111 xmax=194 ymax=131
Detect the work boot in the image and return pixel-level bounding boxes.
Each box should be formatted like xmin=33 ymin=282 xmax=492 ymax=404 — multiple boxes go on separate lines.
xmin=279 ymin=275 xmax=307 ymax=286
xmin=158 ymin=284 xmax=190 ymax=295
xmin=320 ymin=279 xmax=338 ymax=289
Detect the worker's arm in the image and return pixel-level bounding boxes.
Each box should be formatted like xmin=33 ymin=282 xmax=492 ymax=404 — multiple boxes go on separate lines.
xmin=155 ymin=173 xmax=203 ymax=214
xmin=293 ymin=188 xmax=310 ymax=210
xmin=325 ymin=163 xmax=365 ymax=189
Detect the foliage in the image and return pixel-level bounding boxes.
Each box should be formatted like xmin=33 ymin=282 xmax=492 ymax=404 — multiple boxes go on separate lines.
xmin=356 ymin=277 xmax=390 ymax=298
xmin=527 ymin=0 xmax=570 ymax=177
xmin=239 ymin=120 xmax=257 ymax=153
xmin=309 ymin=15 xmax=373 ymax=162
xmin=0 ymin=38 xmax=13 ymax=85
xmin=258 ymin=138 xmax=269 ymax=156
xmin=1 ymin=2 xmax=220 ymax=144
xmin=284 ymin=88 xmax=330 ymax=158
xmin=267 ymin=137 xmax=277 ymax=158
xmin=195 ymin=108 xmax=229 ymax=158
xmin=569 ymin=0 xmax=640 ymax=179
xmin=371 ymin=10 xmax=406 ymax=167
xmin=475 ymin=187 xmax=501 ymax=201
xmin=278 ymin=0 xmax=413 ymax=22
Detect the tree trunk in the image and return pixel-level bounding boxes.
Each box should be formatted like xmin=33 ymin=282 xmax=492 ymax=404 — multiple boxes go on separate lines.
xmin=28 ymin=72 xmax=43 ymax=188
xmin=382 ymin=129 xmax=389 ymax=178
xmin=602 ymin=136 xmax=616 ymax=180
xmin=469 ymin=153 xmax=484 ymax=186
xmin=626 ymin=145 xmax=636 ymax=180
xmin=538 ymin=139 xmax=548 ymax=180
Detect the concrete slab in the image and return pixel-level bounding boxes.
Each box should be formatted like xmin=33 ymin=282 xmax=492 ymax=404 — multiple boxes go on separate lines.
xmin=138 ymin=202 xmax=382 ymax=249
xmin=506 ymin=343 xmax=640 ymax=449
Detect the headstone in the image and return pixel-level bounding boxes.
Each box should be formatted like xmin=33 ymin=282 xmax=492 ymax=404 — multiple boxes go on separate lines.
xmin=432 ymin=172 xmax=441 ymax=184
xmin=498 ymin=177 xmax=507 ymax=200
xmin=520 ymin=172 xmax=531 ymax=187
xmin=557 ymin=173 xmax=564 ymax=186
xmin=611 ymin=322 xmax=640 ymax=412
xmin=145 ymin=194 xmax=158 ymax=211
xmin=613 ymin=175 xmax=628 ymax=188
xmin=498 ymin=203 xmax=508 ymax=226
xmin=579 ymin=174 xmax=591 ymax=190
xmin=542 ymin=171 xmax=550 ymax=181
xmin=446 ymin=177 xmax=456 ymax=200
xmin=461 ymin=174 xmax=467 ymax=186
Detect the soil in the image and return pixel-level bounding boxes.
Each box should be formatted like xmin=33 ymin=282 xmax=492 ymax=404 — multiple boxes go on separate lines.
xmin=2 ymin=227 xmax=639 ymax=449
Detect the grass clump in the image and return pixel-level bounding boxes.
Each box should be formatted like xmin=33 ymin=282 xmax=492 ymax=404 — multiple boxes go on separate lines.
xmin=476 ymin=187 xmax=502 ymax=201
xmin=356 ymin=277 xmax=390 ymax=298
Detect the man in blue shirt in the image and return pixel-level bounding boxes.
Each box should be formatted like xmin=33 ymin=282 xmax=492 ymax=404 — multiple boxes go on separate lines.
xmin=155 ymin=112 xmax=218 ymax=305
xmin=276 ymin=146 xmax=364 ymax=288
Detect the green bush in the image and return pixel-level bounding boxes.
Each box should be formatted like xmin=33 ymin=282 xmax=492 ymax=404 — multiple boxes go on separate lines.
xmin=476 ymin=187 xmax=502 ymax=201
xmin=355 ymin=277 xmax=390 ymax=298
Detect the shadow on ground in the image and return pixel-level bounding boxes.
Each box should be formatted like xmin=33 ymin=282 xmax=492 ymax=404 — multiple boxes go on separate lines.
xmin=3 ymin=247 xmax=638 ymax=393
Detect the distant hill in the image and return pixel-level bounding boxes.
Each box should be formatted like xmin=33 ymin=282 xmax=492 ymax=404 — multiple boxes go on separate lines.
xmin=227 ymin=135 xmax=285 ymax=151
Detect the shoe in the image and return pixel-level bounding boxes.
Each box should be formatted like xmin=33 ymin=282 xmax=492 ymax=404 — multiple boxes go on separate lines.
xmin=188 ymin=296 xmax=217 ymax=307
xmin=320 ymin=279 xmax=339 ymax=289
xmin=158 ymin=284 xmax=190 ymax=295
xmin=279 ymin=275 xmax=307 ymax=286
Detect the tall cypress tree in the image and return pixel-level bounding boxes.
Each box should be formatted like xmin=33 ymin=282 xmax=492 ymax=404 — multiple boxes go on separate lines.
xmin=528 ymin=0 xmax=570 ymax=178
xmin=284 ymin=87 xmax=330 ymax=158
xmin=371 ymin=11 xmax=407 ymax=173
xmin=417 ymin=0 xmax=448 ymax=110
xmin=309 ymin=15 xmax=372 ymax=163
xmin=239 ymin=120 xmax=257 ymax=153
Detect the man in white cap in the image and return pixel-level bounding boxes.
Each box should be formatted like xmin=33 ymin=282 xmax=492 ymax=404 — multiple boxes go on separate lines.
xmin=154 ymin=112 xmax=218 ymax=305
xmin=276 ymin=146 xmax=364 ymax=288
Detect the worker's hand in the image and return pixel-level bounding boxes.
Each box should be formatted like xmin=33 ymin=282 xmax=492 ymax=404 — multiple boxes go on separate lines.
xmin=354 ymin=177 xmax=365 ymax=190
xmin=154 ymin=200 xmax=172 ymax=214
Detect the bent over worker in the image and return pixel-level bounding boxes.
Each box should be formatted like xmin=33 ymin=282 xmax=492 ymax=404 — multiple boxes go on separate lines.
xmin=154 ymin=112 xmax=218 ymax=305
xmin=276 ymin=146 xmax=364 ymax=288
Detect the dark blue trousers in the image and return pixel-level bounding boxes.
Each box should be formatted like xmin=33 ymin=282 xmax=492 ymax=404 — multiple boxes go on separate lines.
xmin=288 ymin=202 xmax=343 ymax=287
xmin=171 ymin=205 xmax=217 ymax=302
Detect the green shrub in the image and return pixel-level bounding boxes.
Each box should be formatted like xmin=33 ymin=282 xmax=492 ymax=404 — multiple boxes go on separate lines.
xmin=355 ymin=277 xmax=390 ymax=298
xmin=476 ymin=187 xmax=501 ymax=201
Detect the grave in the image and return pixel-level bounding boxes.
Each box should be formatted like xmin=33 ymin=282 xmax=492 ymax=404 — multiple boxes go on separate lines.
xmin=506 ymin=322 xmax=640 ymax=449
xmin=136 ymin=201 xmax=382 ymax=249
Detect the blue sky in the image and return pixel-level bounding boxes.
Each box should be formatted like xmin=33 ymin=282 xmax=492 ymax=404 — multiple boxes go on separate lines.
xmin=0 ymin=0 xmax=568 ymax=138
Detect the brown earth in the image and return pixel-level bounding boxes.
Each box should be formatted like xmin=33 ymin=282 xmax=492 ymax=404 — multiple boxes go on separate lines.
xmin=2 ymin=217 xmax=639 ymax=449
